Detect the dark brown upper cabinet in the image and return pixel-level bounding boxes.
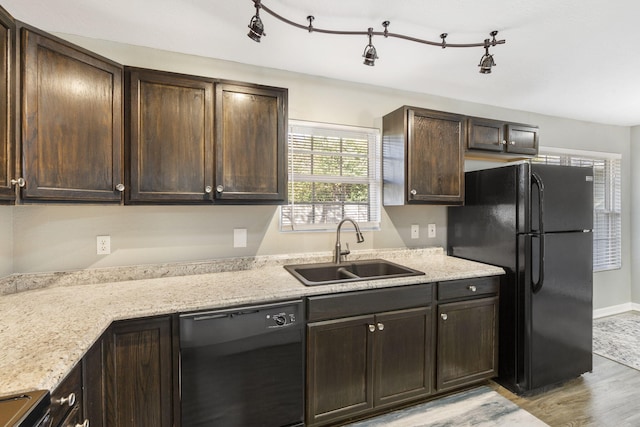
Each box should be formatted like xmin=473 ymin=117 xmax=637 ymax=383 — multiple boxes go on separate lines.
xmin=215 ymin=82 xmax=287 ymax=203
xmin=125 ymin=67 xmax=214 ymax=203
xmin=0 ymin=6 xmax=15 ymax=203
xmin=383 ymin=106 xmax=465 ymax=206
xmin=467 ymin=116 xmax=539 ymax=157
xmin=21 ymin=26 xmax=123 ymax=202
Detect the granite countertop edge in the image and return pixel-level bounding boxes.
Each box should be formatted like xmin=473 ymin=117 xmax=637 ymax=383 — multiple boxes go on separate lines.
xmin=0 ymin=247 xmax=505 ymax=395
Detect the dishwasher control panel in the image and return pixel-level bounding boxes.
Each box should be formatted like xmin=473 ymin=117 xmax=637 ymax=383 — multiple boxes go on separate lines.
xmin=266 ymin=310 xmax=297 ymax=328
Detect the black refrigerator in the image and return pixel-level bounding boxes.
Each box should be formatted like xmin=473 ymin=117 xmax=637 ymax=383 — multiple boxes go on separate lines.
xmin=447 ymin=163 xmax=593 ymax=394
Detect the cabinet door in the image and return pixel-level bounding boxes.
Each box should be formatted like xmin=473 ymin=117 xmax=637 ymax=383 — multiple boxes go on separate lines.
xmin=0 ymin=7 xmax=14 ymax=202
xmin=374 ymin=307 xmax=433 ymax=408
xmin=505 ymin=123 xmax=538 ymax=155
xmin=407 ymin=109 xmax=464 ymax=204
xmin=436 ymin=296 xmax=498 ymax=392
xmin=467 ymin=117 xmax=505 ymax=152
xmin=215 ymin=82 xmax=287 ymax=202
xmin=21 ymin=28 xmax=123 ymax=202
xmin=126 ymin=68 xmax=214 ymax=203
xmin=83 ymin=335 xmax=105 ymax=427
xmin=306 ymin=315 xmax=375 ymax=426
xmin=104 ymin=316 xmax=174 ymax=427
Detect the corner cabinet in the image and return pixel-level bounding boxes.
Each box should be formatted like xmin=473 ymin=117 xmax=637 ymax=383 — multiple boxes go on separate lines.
xmin=382 ymin=106 xmax=464 ymax=206
xmin=125 ymin=67 xmax=214 ymax=203
xmin=0 ymin=6 xmax=15 ymax=203
xmin=215 ymin=82 xmax=287 ymax=203
xmin=467 ymin=116 xmax=538 ymax=157
xmin=20 ymin=26 xmax=124 ymax=202
xmin=306 ymin=285 xmax=433 ymax=426
xmin=436 ymin=277 xmax=499 ymax=392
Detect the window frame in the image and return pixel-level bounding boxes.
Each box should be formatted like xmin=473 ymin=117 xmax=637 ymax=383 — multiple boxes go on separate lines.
xmin=532 ymin=146 xmax=622 ymax=272
xmin=280 ymin=120 xmax=381 ymax=232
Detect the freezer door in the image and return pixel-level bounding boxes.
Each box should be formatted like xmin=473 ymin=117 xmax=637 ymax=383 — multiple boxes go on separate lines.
xmin=523 ymin=231 xmax=593 ymax=391
xmin=530 ymin=164 xmax=594 ymax=233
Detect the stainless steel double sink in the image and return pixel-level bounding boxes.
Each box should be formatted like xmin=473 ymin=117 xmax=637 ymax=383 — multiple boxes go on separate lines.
xmin=284 ymin=258 xmax=425 ymax=286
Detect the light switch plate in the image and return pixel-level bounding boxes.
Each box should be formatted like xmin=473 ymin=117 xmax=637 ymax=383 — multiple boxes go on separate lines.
xmin=234 ymin=228 xmax=247 ymax=248
xmin=410 ymin=224 xmax=419 ymax=239
xmin=427 ymin=224 xmax=436 ymax=238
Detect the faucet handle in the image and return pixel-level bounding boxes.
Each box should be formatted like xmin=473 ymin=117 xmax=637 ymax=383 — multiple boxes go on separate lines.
xmin=341 ymin=243 xmax=351 ymax=259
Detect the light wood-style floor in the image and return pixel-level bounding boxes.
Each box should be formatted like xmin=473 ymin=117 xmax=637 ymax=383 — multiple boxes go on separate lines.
xmin=490 ymin=354 xmax=640 ymax=426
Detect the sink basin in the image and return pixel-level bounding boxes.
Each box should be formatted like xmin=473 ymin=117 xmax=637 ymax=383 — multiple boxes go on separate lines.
xmin=284 ymin=259 xmax=425 ymax=286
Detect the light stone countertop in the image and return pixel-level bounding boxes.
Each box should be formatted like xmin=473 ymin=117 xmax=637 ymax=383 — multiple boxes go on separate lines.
xmin=0 ymin=247 xmax=504 ymax=395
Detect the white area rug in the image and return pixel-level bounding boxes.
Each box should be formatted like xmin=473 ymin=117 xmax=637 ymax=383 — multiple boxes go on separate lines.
xmin=345 ymin=386 xmax=548 ymax=427
xmin=593 ymin=311 xmax=640 ymax=371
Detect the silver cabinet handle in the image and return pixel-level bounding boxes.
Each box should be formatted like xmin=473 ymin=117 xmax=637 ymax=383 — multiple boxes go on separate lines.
xmin=509 ymin=141 xmax=516 ymax=145
xmin=440 ymin=313 xmax=448 ymax=321
xmin=115 ymin=183 xmax=125 ymax=192
xmin=410 ymin=189 xmax=417 ymax=196
xmin=368 ymin=324 xmax=376 ymax=332
xmin=10 ymin=178 xmax=25 ymax=187
xmin=468 ymin=285 xmax=477 ymax=292
xmin=500 ymin=140 xmax=507 ymax=145
xmin=377 ymin=322 xmax=384 ymax=331
xmin=57 ymin=392 xmax=76 ymax=407
xmin=216 ymin=185 xmax=224 ymax=193
xmin=75 ymin=420 xmax=90 ymax=427
xmin=205 ymin=186 xmax=212 ymax=194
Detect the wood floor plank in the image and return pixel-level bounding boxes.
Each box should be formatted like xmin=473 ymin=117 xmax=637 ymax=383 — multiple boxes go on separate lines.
xmin=490 ymin=354 xmax=640 ymax=426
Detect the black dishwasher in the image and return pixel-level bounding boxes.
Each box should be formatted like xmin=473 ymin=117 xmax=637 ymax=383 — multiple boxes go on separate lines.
xmin=180 ymin=300 xmax=304 ymax=427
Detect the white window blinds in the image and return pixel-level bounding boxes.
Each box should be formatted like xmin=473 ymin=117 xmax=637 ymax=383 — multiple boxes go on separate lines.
xmin=281 ymin=120 xmax=381 ymax=231
xmin=532 ymin=149 xmax=622 ymax=272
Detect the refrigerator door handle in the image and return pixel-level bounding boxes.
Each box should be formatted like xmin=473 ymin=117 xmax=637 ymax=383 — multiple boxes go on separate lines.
xmin=531 ymin=172 xmax=545 ymax=233
xmin=531 ymin=234 xmax=545 ymax=294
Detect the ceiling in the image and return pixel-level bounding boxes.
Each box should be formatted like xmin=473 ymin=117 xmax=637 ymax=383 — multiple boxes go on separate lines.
xmin=2 ymin=0 xmax=640 ymax=126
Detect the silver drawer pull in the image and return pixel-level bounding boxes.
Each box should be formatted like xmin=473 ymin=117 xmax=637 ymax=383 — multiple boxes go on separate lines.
xmin=115 ymin=183 xmax=125 ymax=192
xmin=76 ymin=420 xmax=90 ymax=427
xmin=377 ymin=322 xmax=384 ymax=331
xmin=57 ymin=392 xmax=76 ymax=407
xmin=205 ymin=186 xmax=213 ymax=194
xmin=441 ymin=313 xmax=448 ymax=321
xmin=368 ymin=324 xmax=376 ymax=332
xmin=410 ymin=189 xmax=417 ymax=196
xmin=216 ymin=185 xmax=224 ymax=193
xmin=468 ymin=285 xmax=477 ymax=292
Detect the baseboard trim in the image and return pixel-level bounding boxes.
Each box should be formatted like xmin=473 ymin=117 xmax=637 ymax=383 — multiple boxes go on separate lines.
xmin=593 ymin=303 xmax=637 ymax=319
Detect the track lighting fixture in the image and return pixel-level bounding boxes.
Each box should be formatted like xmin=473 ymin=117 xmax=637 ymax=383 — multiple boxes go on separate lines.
xmin=478 ymin=31 xmax=498 ymax=74
xmin=362 ymin=28 xmax=378 ymax=66
xmin=247 ymin=0 xmax=505 ymax=73
xmin=247 ymin=1 xmax=265 ymax=42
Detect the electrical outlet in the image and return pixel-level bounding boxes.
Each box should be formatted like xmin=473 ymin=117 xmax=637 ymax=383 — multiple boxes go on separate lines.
xmin=410 ymin=224 xmax=420 ymax=239
xmin=427 ymin=224 xmax=436 ymax=239
xmin=97 ymin=235 xmax=111 ymax=255
xmin=234 ymin=228 xmax=247 ymax=248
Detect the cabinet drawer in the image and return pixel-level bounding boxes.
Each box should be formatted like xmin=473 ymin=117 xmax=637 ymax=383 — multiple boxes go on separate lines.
xmin=50 ymin=362 xmax=82 ymax=427
xmin=437 ymin=276 xmax=499 ymax=301
xmin=307 ymin=283 xmax=432 ymax=322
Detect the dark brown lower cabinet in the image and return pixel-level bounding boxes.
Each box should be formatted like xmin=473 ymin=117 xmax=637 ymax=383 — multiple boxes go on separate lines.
xmin=306 ymin=307 xmax=433 ymax=426
xmin=436 ymin=296 xmax=499 ymax=392
xmin=102 ymin=316 xmax=175 ymax=427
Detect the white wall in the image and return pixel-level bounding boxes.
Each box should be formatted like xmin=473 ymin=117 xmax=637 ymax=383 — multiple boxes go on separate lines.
xmin=631 ymin=126 xmax=640 ymax=305
xmin=0 ymin=206 xmax=12 ymax=277
xmin=0 ymin=35 xmax=632 ymax=311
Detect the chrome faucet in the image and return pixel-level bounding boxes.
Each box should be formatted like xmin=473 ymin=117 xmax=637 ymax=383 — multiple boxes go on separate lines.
xmin=333 ymin=218 xmax=365 ymax=264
